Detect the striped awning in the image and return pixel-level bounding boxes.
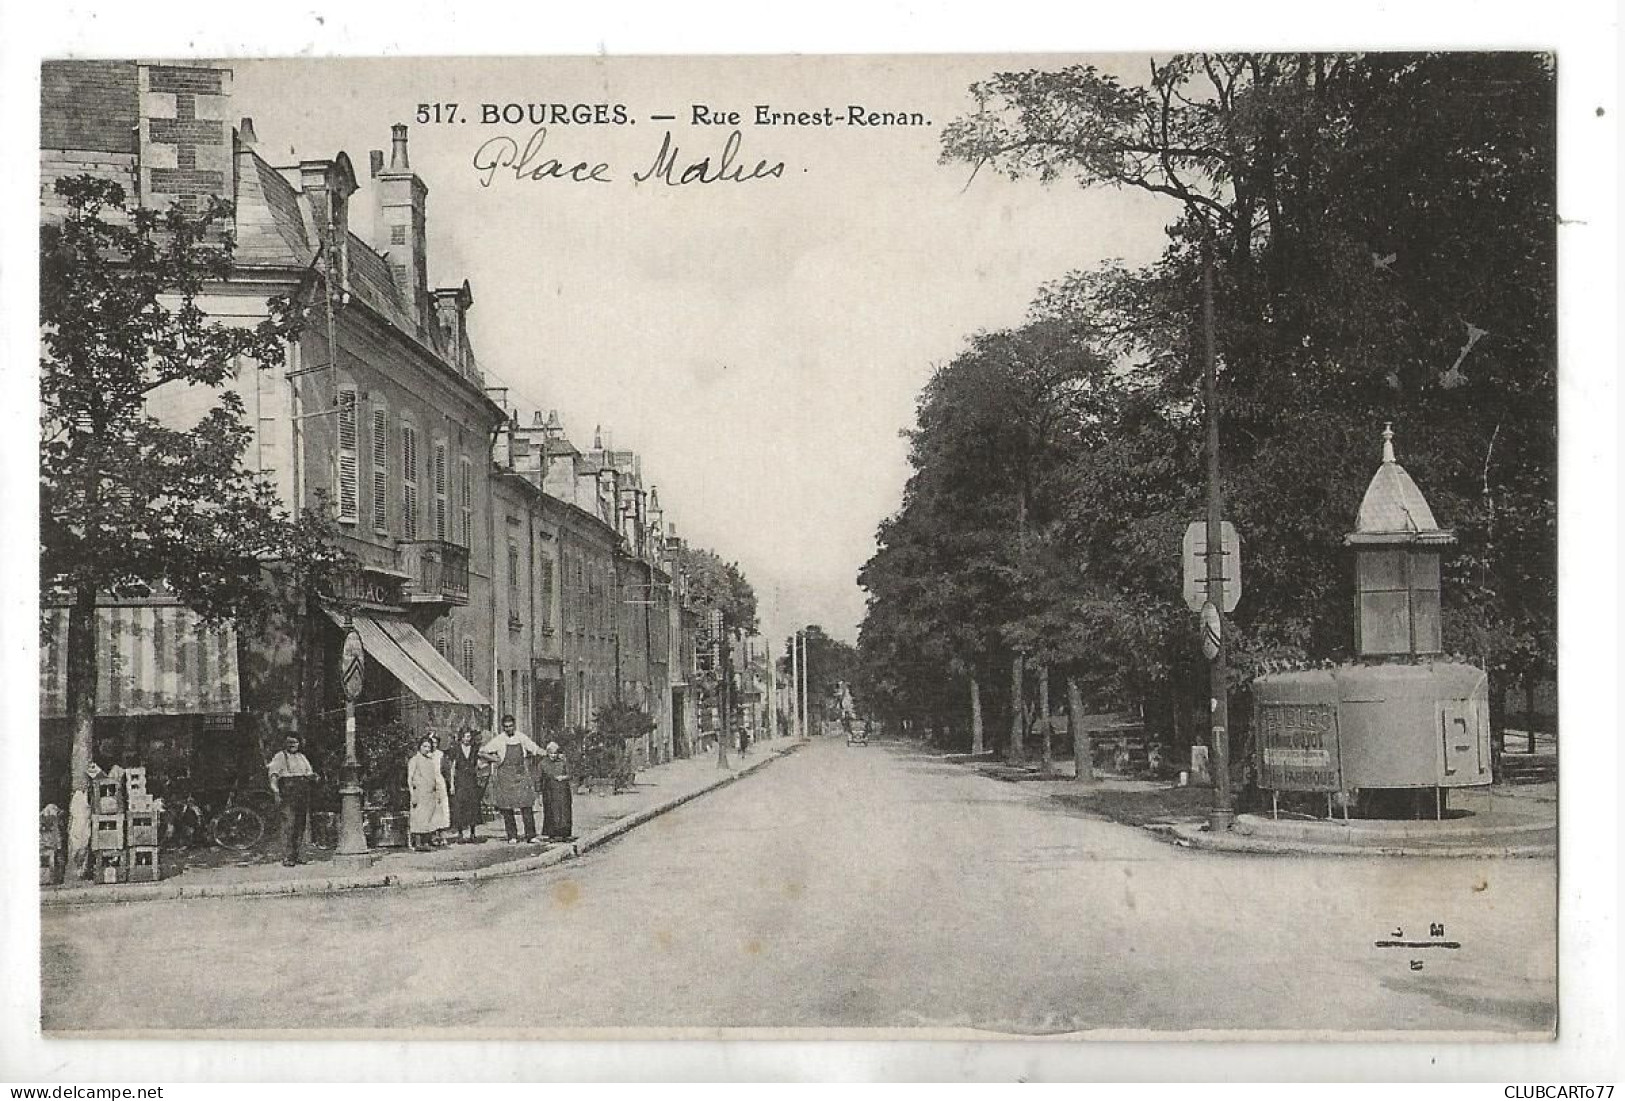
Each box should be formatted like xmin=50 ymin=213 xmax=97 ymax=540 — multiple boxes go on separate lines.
xmin=325 ymin=611 xmax=488 ymax=707
xmin=40 ymin=605 xmax=240 ymax=718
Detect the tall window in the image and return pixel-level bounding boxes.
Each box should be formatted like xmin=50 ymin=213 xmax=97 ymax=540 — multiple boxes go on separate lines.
xmin=461 ymin=638 xmax=475 ymax=684
xmin=401 ymin=421 xmax=419 ymax=540
xmin=371 ymin=406 xmax=389 ymax=535
xmin=507 ymin=542 xmax=521 ymax=626
xmin=433 ymin=439 xmax=449 ymax=542
xmin=538 ymin=557 xmax=554 ymax=632
xmin=336 ymin=386 xmax=358 ymax=523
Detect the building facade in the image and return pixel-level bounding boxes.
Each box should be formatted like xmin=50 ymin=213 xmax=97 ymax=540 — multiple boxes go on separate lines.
xmin=40 ymin=61 xmax=499 ymax=801
xmin=40 ymin=58 xmax=754 ymax=812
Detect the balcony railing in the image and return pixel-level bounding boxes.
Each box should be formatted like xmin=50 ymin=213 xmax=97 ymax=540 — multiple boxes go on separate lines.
xmin=398 ymin=540 xmax=470 ymax=606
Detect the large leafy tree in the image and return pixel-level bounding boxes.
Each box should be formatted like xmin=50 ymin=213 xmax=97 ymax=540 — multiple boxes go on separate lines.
xmin=676 ymin=544 xmax=758 ymax=633
xmin=778 ymin=625 xmax=857 ymax=725
xmin=858 ymin=316 xmax=1117 ymax=758
xmin=41 ymin=175 xmax=317 ymax=877
xmin=938 ymin=53 xmax=1557 ymax=741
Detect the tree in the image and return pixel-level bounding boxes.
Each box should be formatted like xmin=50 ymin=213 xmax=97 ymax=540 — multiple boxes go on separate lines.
xmin=780 ymin=625 xmax=857 ymax=725
xmin=857 ymin=314 xmax=1117 ymax=758
xmin=677 ymin=544 xmax=758 ymax=633
xmin=941 ymin=54 xmax=1557 ymax=748
xmin=40 ymin=176 xmax=313 ymax=877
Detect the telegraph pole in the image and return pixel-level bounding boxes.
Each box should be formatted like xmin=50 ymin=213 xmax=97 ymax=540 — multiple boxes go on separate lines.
xmin=800 ymin=631 xmax=811 ymax=738
xmin=791 ymin=631 xmax=802 ymax=738
xmin=1201 ymin=234 xmax=1234 ymax=832
xmin=717 ymin=617 xmax=731 ymax=769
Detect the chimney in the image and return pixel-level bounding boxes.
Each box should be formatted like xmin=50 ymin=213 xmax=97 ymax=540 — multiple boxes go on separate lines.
xmin=532 ymin=411 xmax=545 ymax=427
xmin=369 ymin=149 xmax=384 ymax=179
xmin=391 ymin=124 xmax=410 ymax=170
xmin=432 ymin=280 xmax=474 ymax=376
xmin=238 ymin=117 xmax=258 ymax=149
xmin=375 ymin=122 xmax=430 ymax=330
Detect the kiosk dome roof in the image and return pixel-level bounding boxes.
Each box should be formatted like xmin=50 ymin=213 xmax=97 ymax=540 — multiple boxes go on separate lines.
xmin=1351 ymin=425 xmax=1451 ymax=542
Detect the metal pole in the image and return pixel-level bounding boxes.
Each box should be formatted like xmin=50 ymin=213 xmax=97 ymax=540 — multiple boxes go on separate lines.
xmin=800 ymin=631 xmax=810 ymax=738
xmin=717 ymin=625 xmax=731 ymax=768
xmin=1202 ymin=232 xmax=1234 ymax=833
xmin=336 ymin=617 xmax=369 ymax=863
xmin=791 ymin=631 xmax=802 ymax=739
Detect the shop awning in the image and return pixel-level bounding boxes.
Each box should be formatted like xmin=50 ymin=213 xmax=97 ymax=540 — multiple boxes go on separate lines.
xmin=326 ymin=611 xmax=488 ymax=707
xmin=40 ymin=605 xmax=240 ymax=718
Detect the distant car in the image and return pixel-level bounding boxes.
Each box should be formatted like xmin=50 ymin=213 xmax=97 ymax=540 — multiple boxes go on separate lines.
xmin=846 ymin=721 xmax=868 ymax=746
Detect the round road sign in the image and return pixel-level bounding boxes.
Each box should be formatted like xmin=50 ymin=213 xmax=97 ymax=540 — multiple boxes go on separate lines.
xmin=1200 ymin=602 xmax=1222 ymax=661
xmin=341 ymin=629 xmax=366 ymax=701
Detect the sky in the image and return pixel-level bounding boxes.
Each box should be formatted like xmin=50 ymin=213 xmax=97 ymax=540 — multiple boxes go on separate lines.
xmin=227 ymin=55 xmax=1181 ymax=645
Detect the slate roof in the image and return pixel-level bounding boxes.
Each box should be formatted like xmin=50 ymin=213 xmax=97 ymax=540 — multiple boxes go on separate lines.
xmin=233 ymin=152 xmax=312 ymax=267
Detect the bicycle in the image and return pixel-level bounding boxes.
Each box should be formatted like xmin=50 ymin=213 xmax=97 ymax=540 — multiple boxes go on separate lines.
xmin=166 ymin=780 xmax=279 ymax=851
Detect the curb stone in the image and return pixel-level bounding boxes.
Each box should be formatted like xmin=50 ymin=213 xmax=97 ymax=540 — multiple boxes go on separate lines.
xmin=1164 ymin=821 xmax=1555 ymax=859
xmin=41 ymin=741 xmax=803 ymax=907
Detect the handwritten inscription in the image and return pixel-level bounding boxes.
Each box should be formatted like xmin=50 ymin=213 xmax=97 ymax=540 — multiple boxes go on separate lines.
xmin=471 ymin=127 xmax=785 ymax=189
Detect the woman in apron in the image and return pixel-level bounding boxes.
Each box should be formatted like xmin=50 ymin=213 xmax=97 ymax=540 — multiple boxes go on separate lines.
xmin=406 ymin=735 xmax=449 ymax=852
xmin=480 ymin=715 xmax=544 ymax=844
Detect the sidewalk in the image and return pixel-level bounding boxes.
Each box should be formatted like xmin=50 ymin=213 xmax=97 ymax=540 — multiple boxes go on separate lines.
xmin=950 ymin=751 xmax=1556 ymax=858
xmin=43 ymin=739 xmax=803 ymax=906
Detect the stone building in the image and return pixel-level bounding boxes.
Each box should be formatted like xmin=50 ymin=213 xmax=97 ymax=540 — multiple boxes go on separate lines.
xmin=39 ymin=61 xmax=498 ymax=801
xmin=497 ymin=411 xmax=683 ymax=769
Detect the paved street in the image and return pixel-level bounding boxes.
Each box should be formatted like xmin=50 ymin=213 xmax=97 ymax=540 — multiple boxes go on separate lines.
xmin=41 ymin=737 xmax=1556 ymax=1035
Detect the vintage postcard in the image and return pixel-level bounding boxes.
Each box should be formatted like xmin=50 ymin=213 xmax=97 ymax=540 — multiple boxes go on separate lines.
xmin=12 ymin=23 xmax=1617 ymax=1080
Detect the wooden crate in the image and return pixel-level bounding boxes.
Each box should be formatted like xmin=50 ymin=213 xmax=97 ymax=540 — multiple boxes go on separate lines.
xmin=126 ymin=809 xmax=159 ymax=847
xmin=95 ymin=850 xmax=127 ymax=885
xmin=93 ymin=776 xmax=125 ymax=815
xmin=91 ymin=813 xmax=126 ymax=851
xmin=39 ymin=845 xmax=63 ymax=887
xmin=127 ymin=846 xmax=161 ymax=883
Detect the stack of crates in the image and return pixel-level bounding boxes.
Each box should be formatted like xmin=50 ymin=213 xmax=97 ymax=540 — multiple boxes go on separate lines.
xmin=39 ymin=807 xmax=63 ymax=886
xmin=90 ymin=767 xmax=161 ymax=884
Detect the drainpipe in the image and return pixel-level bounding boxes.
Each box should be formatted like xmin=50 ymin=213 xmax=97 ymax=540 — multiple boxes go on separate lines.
xmin=488 ymin=466 xmax=500 ymax=734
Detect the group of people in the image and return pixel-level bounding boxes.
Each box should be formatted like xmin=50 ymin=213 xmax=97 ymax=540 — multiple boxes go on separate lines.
xmin=406 ymin=714 xmax=575 ymax=851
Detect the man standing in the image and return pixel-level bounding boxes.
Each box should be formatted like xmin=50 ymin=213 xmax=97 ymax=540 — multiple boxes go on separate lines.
xmin=267 ymin=734 xmax=318 ymax=866
xmin=480 ymin=715 xmax=545 ymax=844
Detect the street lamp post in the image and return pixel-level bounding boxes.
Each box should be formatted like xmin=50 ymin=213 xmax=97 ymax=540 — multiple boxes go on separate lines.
xmin=336 ymin=618 xmax=372 ymax=865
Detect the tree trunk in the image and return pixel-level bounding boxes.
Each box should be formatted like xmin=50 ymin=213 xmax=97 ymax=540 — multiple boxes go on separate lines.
xmin=969 ymin=676 xmax=984 ymax=756
xmin=65 ymin=582 xmax=98 ymax=880
xmin=1525 ymin=679 xmax=1537 ymax=754
xmin=1008 ymin=652 xmax=1026 ymax=764
xmin=1067 ymin=675 xmax=1095 ymax=784
xmin=1038 ymin=665 xmax=1054 ymax=775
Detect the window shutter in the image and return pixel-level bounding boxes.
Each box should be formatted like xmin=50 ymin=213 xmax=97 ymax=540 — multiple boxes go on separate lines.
xmin=462 ymin=638 xmax=475 ymax=682
xmin=336 ymin=388 xmax=358 ymax=522
xmin=371 ymin=408 xmax=388 ymax=534
xmin=459 ymin=457 xmax=473 ymax=547
xmin=434 ymin=441 xmax=449 ymax=542
xmin=402 ymin=424 xmax=418 ymax=540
